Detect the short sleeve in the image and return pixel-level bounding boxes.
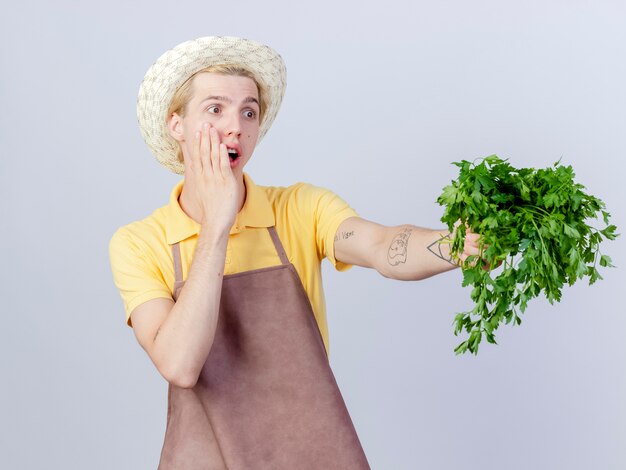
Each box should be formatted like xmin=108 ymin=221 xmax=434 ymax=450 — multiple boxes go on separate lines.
xmin=108 ymin=228 xmax=172 ymax=327
xmin=309 ymin=185 xmax=359 ymax=271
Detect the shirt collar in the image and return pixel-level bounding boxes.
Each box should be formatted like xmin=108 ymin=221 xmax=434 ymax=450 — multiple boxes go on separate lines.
xmin=165 ymin=172 xmax=275 ymax=245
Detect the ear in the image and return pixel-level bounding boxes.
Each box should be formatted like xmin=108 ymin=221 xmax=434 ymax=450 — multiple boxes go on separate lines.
xmin=167 ymin=112 xmax=185 ymax=142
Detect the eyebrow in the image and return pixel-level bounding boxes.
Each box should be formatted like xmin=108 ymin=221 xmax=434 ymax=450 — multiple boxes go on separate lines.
xmin=200 ymin=96 xmax=259 ymax=106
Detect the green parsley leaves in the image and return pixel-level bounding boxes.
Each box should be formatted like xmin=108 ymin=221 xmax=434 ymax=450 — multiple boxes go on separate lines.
xmin=437 ymin=155 xmax=618 ymax=355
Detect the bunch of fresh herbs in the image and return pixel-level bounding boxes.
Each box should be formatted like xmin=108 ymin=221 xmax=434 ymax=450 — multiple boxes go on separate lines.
xmin=437 ymin=155 xmax=618 ymax=355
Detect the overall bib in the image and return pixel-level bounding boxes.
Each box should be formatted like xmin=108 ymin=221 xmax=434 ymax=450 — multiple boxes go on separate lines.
xmin=158 ymin=226 xmax=371 ymax=469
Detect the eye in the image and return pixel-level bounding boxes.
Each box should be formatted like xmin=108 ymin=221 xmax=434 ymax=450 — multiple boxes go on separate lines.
xmin=206 ymin=105 xmax=221 ymax=114
xmin=242 ymin=109 xmax=257 ymax=119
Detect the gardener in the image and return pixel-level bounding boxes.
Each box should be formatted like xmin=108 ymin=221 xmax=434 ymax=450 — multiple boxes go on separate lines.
xmin=109 ymin=36 xmax=482 ymax=469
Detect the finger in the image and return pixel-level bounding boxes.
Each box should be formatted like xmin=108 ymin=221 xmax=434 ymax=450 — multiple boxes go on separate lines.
xmin=200 ymin=122 xmax=211 ymax=172
xmin=186 ymin=130 xmax=201 ymax=172
xmin=465 ymin=231 xmax=480 ymax=241
xmin=218 ymin=143 xmax=233 ymax=177
xmin=465 ymin=232 xmax=481 ymax=249
xmin=209 ymin=126 xmax=221 ymax=172
xmin=464 ymin=234 xmax=482 ymax=255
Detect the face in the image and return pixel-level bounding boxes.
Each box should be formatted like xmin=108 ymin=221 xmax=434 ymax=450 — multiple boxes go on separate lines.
xmin=169 ymin=72 xmax=261 ymax=176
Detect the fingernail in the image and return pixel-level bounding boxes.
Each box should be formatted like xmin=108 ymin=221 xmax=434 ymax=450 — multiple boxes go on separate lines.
xmin=202 ymin=122 xmax=208 ymax=131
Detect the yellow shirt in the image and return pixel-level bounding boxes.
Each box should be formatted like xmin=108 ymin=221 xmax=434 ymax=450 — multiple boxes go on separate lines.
xmin=109 ymin=173 xmax=359 ymax=354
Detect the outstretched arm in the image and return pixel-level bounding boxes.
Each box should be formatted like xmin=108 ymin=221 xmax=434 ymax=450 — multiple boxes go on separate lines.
xmin=333 ymin=216 xmax=481 ymax=280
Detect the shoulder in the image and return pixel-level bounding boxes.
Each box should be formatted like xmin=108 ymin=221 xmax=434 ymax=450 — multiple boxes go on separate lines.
xmin=260 ymin=181 xmax=341 ymax=213
xmin=258 ymin=180 xmax=357 ymax=232
xmin=109 ymin=205 xmax=169 ymax=260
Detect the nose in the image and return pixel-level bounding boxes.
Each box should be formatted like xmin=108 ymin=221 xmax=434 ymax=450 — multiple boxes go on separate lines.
xmin=222 ymin=111 xmax=242 ymax=137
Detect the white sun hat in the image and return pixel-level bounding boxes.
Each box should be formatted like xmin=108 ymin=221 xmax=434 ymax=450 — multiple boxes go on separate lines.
xmin=137 ymin=36 xmax=287 ymax=175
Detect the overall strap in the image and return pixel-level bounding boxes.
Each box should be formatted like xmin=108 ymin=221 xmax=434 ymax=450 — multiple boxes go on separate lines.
xmin=267 ymin=226 xmax=290 ymax=265
xmin=171 ymin=242 xmax=183 ymax=285
xmin=170 ymin=229 xmax=288 ymax=294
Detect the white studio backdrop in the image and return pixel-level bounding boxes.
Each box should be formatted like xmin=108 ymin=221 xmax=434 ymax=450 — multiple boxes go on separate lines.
xmin=1 ymin=1 xmax=625 ymax=469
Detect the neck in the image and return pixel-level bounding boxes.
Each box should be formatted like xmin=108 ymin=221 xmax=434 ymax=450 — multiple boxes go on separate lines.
xmin=178 ymin=173 xmax=247 ymax=225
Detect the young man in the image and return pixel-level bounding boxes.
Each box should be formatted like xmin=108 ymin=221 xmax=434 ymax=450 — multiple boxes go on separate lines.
xmin=110 ymin=37 xmax=481 ymax=469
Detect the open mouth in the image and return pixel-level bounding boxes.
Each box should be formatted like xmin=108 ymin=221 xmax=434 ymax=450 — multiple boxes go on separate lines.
xmin=227 ymin=148 xmax=239 ymax=161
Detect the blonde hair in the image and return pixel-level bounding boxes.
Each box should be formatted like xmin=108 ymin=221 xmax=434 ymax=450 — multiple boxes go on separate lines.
xmin=168 ymin=65 xmax=267 ymax=164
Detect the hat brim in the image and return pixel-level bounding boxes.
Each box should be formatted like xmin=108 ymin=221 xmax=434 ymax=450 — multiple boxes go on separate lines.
xmin=137 ymin=36 xmax=287 ymax=175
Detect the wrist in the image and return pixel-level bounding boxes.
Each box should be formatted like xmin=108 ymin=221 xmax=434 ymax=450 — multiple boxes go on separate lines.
xmin=198 ymin=223 xmax=230 ymax=245
xmin=426 ymin=230 xmax=461 ymax=268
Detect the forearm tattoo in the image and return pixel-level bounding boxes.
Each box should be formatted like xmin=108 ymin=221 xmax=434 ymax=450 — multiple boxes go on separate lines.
xmin=427 ymin=233 xmax=459 ymax=267
xmin=334 ymin=230 xmax=355 ymax=242
xmin=387 ymin=227 xmax=413 ymax=266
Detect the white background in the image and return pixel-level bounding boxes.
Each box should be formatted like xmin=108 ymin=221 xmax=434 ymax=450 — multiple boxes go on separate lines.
xmin=1 ymin=1 xmax=625 ymax=469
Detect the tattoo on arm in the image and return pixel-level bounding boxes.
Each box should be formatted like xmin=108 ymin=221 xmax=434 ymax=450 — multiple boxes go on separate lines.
xmin=427 ymin=233 xmax=458 ymax=267
xmin=387 ymin=226 xmax=413 ymax=266
xmin=334 ymin=230 xmax=355 ymax=242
